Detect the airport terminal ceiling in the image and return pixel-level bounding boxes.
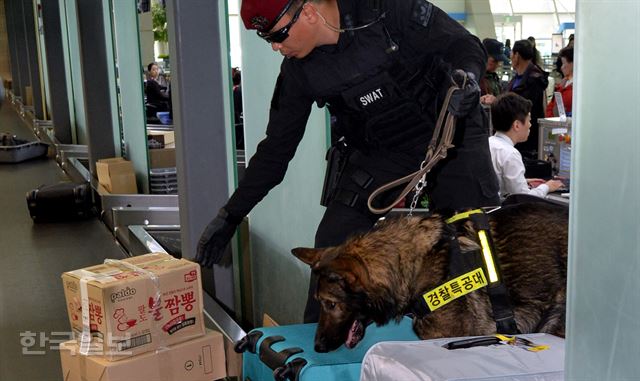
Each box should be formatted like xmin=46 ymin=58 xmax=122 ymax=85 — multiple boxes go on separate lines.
xmin=226 ymin=0 xmax=575 ymax=68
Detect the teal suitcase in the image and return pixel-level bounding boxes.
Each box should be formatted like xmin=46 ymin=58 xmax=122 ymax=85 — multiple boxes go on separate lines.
xmin=236 ymin=316 xmax=418 ymax=381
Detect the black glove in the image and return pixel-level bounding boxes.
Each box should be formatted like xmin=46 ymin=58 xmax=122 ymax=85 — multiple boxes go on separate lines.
xmin=447 ymin=70 xmax=480 ymax=118
xmin=195 ymin=208 xmax=239 ymax=268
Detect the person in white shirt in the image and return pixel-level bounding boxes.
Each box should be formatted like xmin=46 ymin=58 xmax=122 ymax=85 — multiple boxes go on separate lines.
xmin=489 ymin=92 xmax=563 ymax=198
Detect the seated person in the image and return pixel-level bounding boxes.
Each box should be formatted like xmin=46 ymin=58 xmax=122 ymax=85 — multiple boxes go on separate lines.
xmin=489 ymin=92 xmax=563 ymax=198
xmin=145 ymin=62 xmax=170 ymax=114
xmin=546 ymin=47 xmax=573 ymax=117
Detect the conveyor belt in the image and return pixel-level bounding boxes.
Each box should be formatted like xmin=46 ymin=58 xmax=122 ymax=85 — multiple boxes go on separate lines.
xmin=0 ymin=105 xmax=126 ymax=380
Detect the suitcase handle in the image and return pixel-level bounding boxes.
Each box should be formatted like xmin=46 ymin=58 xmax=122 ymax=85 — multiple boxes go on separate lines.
xmin=442 ymin=336 xmax=501 ymax=350
xmin=234 ymin=331 xmax=263 ymax=354
xmin=259 ymin=336 xmax=304 ymax=371
xmin=273 ymin=358 xmax=308 ymax=381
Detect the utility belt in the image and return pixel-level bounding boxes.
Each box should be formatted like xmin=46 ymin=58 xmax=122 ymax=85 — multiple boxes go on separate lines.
xmin=320 ymin=138 xmax=380 ymax=211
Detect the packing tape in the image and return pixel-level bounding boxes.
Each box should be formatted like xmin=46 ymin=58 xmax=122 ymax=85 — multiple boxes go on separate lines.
xmin=104 ymin=258 xmax=174 ymax=381
xmin=154 ymin=345 xmax=174 ymax=381
xmin=78 ymin=269 xmax=114 ymax=356
xmin=75 ymin=256 xmax=179 ymax=381
xmin=77 ymin=269 xmax=117 ymax=381
xmin=103 ymin=259 xmax=170 ymax=351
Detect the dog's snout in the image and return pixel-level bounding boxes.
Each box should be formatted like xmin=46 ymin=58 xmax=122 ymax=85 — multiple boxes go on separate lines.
xmin=314 ymin=340 xmax=328 ymax=353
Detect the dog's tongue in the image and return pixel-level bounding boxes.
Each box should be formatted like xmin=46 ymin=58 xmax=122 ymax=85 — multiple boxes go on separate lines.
xmin=345 ymin=320 xmax=364 ymax=349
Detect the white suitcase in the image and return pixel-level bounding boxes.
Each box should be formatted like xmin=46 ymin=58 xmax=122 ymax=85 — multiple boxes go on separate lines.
xmin=360 ymin=333 xmax=564 ymax=381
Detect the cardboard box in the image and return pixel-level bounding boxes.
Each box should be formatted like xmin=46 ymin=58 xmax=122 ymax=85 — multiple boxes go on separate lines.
xmin=223 ymin=336 xmax=243 ymax=379
xmin=60 ymin=330 xmax=226 ymax=381
xmin=61 ymin=253 xmax=205 ymax=361
xmin=149 ymin=148 xmax=176 ymax=169
xmin=262 ymin=313 xmax=279 ymax=327
xmin=96 ymin=158 xmax=138 ymax=194
xmin=148 ymin=131 xmax=175 ymax=147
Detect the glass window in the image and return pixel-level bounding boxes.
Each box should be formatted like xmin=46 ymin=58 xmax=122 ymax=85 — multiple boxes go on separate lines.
xmin=511 ymin=0 xmax=556 ymax=13
xmin=556 ymin=0 xmax=576 ymax=13
xmin=490 ymin=0 xmax=513 ymax=15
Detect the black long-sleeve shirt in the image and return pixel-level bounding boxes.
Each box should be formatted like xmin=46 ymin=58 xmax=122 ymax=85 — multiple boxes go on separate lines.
xmin=225 ymin=0 xmax=486 ymax=219
xmin=145 ymin=79 xmax=170 ymax=110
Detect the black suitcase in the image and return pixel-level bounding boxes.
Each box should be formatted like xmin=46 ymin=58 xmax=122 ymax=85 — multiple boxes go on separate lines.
xmin=26 ymin=182 xmax=94 ymax=222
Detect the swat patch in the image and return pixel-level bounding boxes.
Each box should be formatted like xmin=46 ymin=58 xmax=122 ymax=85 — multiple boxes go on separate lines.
xmin=358 ymin=87 xmax=386 ymax=107
xmin=411 ymin=0 xmax=433 ymax=28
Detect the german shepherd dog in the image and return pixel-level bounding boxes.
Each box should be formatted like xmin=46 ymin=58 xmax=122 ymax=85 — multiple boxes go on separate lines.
xmin=292 ymin=203 xmax=568 ymax=353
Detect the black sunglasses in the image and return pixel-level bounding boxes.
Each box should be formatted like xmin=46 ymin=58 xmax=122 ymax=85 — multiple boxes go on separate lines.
xmin=257 ymin=1 xmax=307 ymax=44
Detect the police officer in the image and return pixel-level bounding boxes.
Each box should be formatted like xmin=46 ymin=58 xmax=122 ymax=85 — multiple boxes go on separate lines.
xmin=196 ymin=0 xmax=499 ymax=322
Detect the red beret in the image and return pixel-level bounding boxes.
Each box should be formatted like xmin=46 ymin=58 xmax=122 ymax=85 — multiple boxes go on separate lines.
xmin=241 ymin=0 xmax=293 ymax=32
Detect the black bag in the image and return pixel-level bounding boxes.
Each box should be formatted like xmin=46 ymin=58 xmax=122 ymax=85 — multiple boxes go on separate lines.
xmin=26 ymin=182 xmax=93 ymax=222
xmin=523 ymin=158 xmax=552 ymax=179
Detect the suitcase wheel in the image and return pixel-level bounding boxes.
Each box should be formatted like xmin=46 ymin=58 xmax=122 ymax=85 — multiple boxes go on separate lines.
xmin=273 ymin=358 xmax=308 ymax=381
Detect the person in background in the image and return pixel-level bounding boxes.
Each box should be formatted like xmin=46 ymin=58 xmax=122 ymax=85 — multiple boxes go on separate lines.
xmin=232 ymin=68 xmax=243 ymax=122
xmin=145 ymin=62 xmax=170 ymax=113
xmin=489 ymin=92 xmax=563 ymax=199
xmin=527 ymin=36 xmax=543 ymax=67
xmin=232 ymin=67 xmax=244 ymax=149
xmin=546 ymin=47 xmax=573 ymax=117
xmin=507 ymin=39 xmax=548 ymax=159
xmin=480 ymin=38 xmax=509 ymax=105
xmin=195 ymin=0 xmax=500 ymax=323
xmin=555 ymin=34 xmax=574 ymax=78
xmin=0 ymin=76 xmax=4 ymax=111
xmin=503 ymin=39 xmax=512 ymax=61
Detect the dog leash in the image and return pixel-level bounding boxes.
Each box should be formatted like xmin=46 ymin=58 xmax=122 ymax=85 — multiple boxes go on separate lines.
xmin=367 ymin=72 xmax=467 ymax=216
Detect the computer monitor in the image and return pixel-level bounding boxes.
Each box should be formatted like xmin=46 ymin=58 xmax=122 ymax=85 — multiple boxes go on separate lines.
xmin=538 ymin=117 xmax=572 ymax=178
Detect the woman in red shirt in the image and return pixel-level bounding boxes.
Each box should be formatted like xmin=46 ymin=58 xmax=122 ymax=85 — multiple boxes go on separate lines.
xmin=546 ymin=47 xmax=574 ymax=117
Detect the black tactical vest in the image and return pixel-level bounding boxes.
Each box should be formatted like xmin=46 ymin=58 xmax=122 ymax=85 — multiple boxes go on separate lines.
xmin=294 ymin=0 xmax=451 ymax=152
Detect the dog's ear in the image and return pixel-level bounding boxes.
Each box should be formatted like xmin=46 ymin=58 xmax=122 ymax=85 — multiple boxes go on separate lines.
xmin=291 ymin=247 xmax=324 ymax=267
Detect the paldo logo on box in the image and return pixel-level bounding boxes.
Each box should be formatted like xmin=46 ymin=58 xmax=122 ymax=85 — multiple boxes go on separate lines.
xmin=110 ymin=286 xmax=137 ymax=303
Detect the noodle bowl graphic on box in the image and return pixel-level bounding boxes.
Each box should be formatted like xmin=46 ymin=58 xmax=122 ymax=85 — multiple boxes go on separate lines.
xmin=113 ymin=308 xmax=137 ymax=331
